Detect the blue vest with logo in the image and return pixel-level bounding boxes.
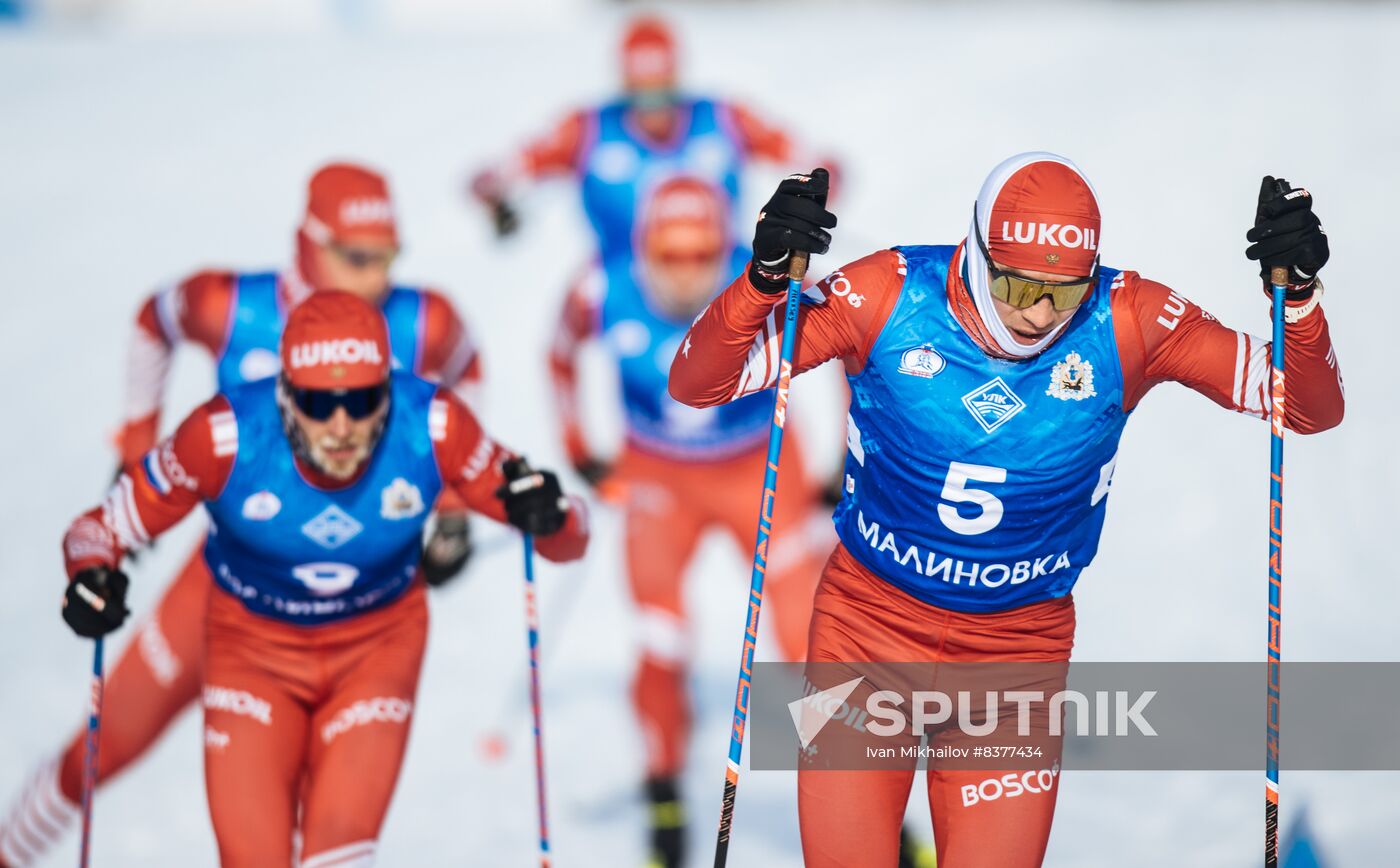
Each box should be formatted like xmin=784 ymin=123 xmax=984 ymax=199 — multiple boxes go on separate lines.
xmin=579 ymin=98 xmax=744 ymax=264
xmin=600 ymin=246 xmax=772 ymax=460
xmin=833 ymin=245 xmax=1130 ymax=613
xmin=215 ymin=273 xmax=428 ymax=390
xmin=202 ymin=372 xmax=443 ymax=625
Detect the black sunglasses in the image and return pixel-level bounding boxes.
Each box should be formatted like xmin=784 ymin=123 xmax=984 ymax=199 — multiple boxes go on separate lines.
xmin=289 ymin=382 xmax=389 ymax=421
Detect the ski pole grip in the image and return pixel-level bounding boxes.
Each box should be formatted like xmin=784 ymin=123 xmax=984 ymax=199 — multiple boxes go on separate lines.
xmin=1270 ymin=266 xmax=1290 ymax=288
xmin=789 ymin=250 xmax=810 ymax=282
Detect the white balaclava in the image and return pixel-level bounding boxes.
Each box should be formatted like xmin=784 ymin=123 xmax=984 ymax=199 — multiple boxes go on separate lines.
xmin=964 ymin=151 xmax=1102 ymax=358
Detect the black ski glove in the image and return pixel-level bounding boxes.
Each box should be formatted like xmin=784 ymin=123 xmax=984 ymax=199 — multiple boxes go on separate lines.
xmin=63 ymin=566 xmax=131 ymax=638
xmin=1246 ymin=176 xmax=1328 ymax=298
xmin=749 ymin=168 xmax=837 ymax=293
xmin=421 ymin=513 xmax=473 ymax=587
xmin=489 ymin=199 xmax=521 ymax=238
xmin=496 ymin=458 xmax=570 ymax=536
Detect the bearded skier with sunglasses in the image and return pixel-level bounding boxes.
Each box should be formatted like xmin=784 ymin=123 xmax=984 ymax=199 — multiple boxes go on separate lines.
xmin=550 ymin=176 xmax=826 ymax=867
xmin=669 ymin=154 xmax=1345 ymax=866
xmin=0 ymin=163 xmax=485 ymax=868
xmin=54 ymin=291 xmax=589 ymax=866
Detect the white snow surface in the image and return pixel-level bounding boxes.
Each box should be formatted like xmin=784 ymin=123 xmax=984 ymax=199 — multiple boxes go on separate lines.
xmin=1 ymin=2 xmax=1396 ymax=866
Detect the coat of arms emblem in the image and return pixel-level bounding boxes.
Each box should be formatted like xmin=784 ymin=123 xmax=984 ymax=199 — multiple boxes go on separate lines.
xmin=1047 ymin=351 xmax=1096 ymax=401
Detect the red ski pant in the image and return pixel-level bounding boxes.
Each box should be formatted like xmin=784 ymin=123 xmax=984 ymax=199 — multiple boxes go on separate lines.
xmin=57 ymin=541 xmax=211 ymax=804
xmin=621 ymin=440 xmax=826 ymax=778
xmin=202 ymin=581 xmax=427 ymax=867
xmin=798 ymin=545 xmax=1076 ymax=868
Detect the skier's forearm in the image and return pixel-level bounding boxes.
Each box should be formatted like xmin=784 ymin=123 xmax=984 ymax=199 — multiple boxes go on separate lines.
xmin=1119 ymin=274 xmax=1344 ymax=433
xmin=62 ymin=463 xmax=204 ymax=579
xmin=668 ymin=271 xmax=784 ymax=408
xmin=1278 ymin=303 xmax=1345 ymax=433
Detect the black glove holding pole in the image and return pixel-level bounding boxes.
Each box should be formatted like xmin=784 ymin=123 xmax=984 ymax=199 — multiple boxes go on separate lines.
xmin=749 ymin=168 xmax=837 ymax=293
xmin=496 ymin=457 xmax=570 ymax=537
xmin=1246 ymin=176 xmax=1329 ymax=298
xmin=63 ymin=566 xmax=130 ymax=638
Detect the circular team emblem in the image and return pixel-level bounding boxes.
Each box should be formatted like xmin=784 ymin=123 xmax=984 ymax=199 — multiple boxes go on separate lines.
xmin=1047 ymin=351 xmax=1096 ymax=401
xmin=241 ymin=490 xmax=282 ymax=521
xmin=897 ymin=344 xmax=946 ymax=379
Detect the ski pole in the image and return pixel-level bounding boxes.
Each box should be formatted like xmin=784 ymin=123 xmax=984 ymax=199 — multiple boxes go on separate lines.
xmin=520 ymin=533 xmax=552 ymax=868
xmin=713 ymin=249 xmax=808 ymax=868
xmin=1264 ymin=265 xmax=1288 ymax=868
xmin=78 ymin=637 xmax=104 ymax=868
xmin=478 ymin=555 xmax=589 ymax=763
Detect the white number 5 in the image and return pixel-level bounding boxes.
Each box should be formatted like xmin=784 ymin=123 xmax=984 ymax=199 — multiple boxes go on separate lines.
xmin=937 ymin=461 xmax=1007 ymax=536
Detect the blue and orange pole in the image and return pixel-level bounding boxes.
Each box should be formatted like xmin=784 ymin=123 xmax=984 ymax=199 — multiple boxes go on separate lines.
xmin=78 ymin=636 xmax=104 ymax=868
xmin=712 ymin=249 xmax=809 ymax=868
xmin=521 ymin=533 xmax=551 ymax=868
xmin=1264 ymin=266 xmax=1288 ymax=868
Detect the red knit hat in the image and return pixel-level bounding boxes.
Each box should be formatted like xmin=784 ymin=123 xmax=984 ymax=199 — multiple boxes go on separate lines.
xmin=301 ymin=162 xmax=398 ymax=248
xmin=640 ymin=176 xmax=726 ymax=256
xmin=980 ymin=157 xmax=1100 ymax=277
xmin=280 ymin=290 xmax=391 ymax=389
xmin=621 ymin=15 xmax=677 ymax=92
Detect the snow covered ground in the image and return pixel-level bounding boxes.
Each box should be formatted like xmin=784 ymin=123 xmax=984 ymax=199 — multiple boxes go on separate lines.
xmin=1 ymin=1 xmax=1396 ymax=865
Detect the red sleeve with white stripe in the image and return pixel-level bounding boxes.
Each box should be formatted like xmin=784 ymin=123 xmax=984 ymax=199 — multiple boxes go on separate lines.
xmin=428 ymin=388 xmax=589 ymax=563
xmin=65 ymin=396 xmax=237 ymax=578
xmin=416 ymin=289 xmax=484 ymax=516
xmin=1112 ymin=273 xmax=1345 ymax=433
xmin=547 ymin=263 xmax=604 ymax=467
xmin=416 ymin=288 xmax=484 ymax=414
xmin=667 ymin=250 xmax=905 ymax=408
xmin=118 ymin=270 xmax=237 ymax=465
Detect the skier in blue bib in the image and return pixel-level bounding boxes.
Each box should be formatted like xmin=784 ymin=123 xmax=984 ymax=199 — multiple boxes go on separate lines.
xmin=467 ymin=14 xmax=834 ymax=265
xmin=669 ymin=157 xmax=1344 ymax=866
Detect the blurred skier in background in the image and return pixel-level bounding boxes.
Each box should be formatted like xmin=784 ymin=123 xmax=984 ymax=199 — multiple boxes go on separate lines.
xmin=669 ymin=158 xmax=1344 ymax=866
xmin=0 ymin=163 xmax=485 ymax=867
xmin=50 ymin=291 xmax=589 ymax=867
xmin=468 ymin=13 xmax=836 ymax=265
xmin=549 ymin=177 xmax=828 ymax=867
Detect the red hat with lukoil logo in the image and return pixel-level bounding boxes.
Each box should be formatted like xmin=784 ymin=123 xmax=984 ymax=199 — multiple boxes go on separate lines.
xmin=280 ymin=291 xmax=391 ymax=390
xmin=300 ymin=162 xmax=398 ymax=248
xmin=621 ymin=16 xmax=678 ymax=92
xmin=640 ymin=176 xmax=727 ymax=256
xmin=980 ymin=155 xmax=1100 ymax=278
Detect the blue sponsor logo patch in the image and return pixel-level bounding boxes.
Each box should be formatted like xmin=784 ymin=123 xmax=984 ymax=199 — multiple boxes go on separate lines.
xmin=961 ymin=377 xmax=1025 ymax=433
